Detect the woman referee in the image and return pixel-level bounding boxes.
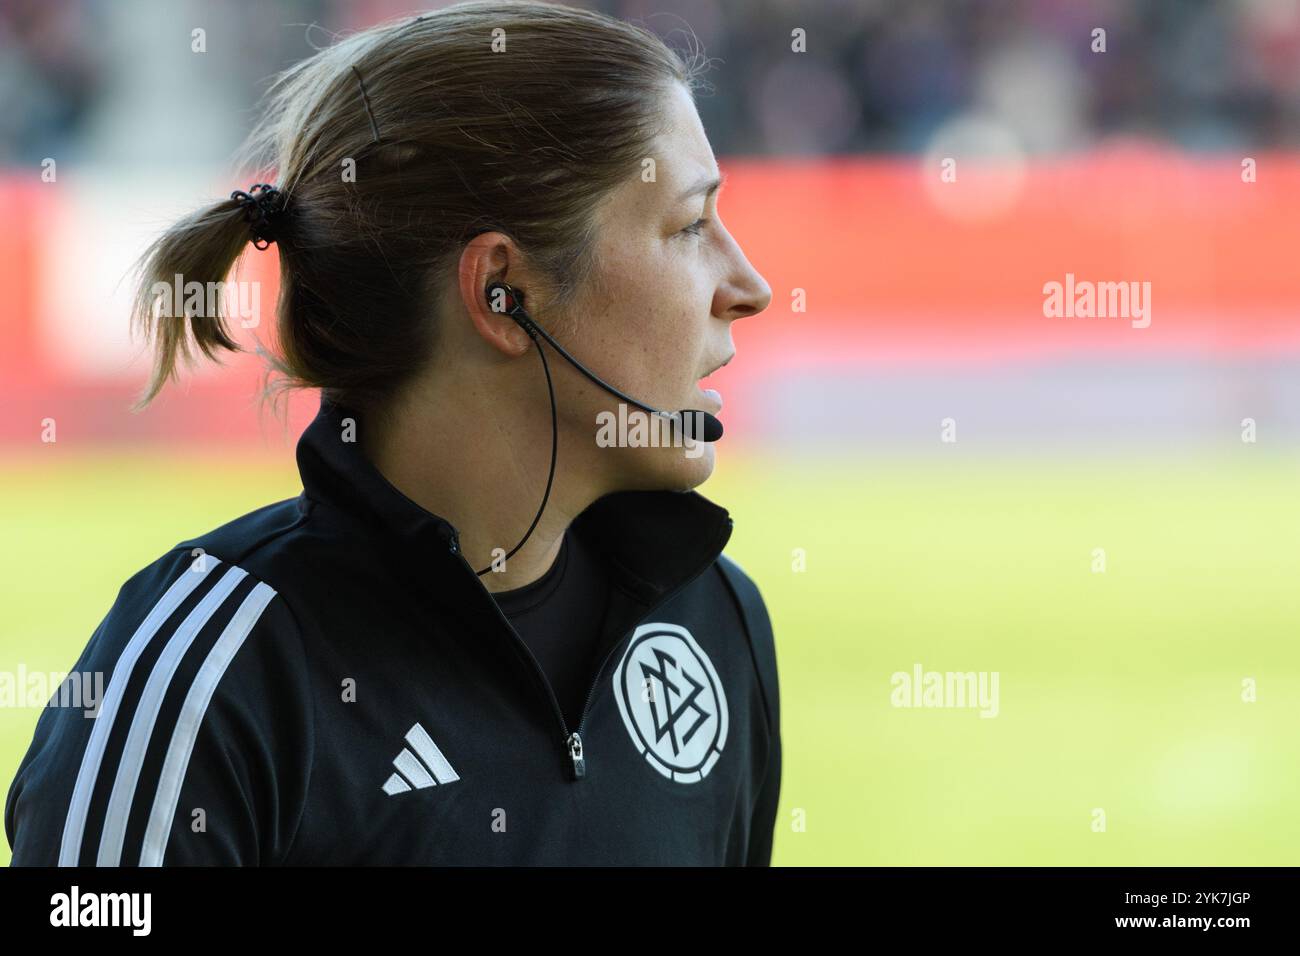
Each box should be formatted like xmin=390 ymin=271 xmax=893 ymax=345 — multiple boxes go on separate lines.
xmin=6 ymin=1 xmax=778 ymax=866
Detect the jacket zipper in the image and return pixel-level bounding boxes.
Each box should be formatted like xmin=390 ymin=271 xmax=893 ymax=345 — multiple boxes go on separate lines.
xmin=447 ymin=522 xmax=731 ymax=781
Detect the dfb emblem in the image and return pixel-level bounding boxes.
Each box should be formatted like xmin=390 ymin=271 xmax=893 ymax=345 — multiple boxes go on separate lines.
xmin=612 ymin=622 xmax=728 ymax=782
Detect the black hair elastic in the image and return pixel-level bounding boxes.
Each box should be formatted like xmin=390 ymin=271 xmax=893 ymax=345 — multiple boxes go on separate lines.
xmin=230 ymin=183 xmax=284 ymax=250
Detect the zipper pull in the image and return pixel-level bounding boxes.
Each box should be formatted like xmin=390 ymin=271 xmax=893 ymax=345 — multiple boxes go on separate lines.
xmin=567 ymin=732 xmax=586 ymax=780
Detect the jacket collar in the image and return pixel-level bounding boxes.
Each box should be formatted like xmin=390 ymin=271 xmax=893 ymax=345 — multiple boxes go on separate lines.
xmin=295 ymin=394 xmax=734 ymax=605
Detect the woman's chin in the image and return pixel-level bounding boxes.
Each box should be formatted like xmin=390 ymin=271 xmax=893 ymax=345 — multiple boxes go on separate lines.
xmin=609 ymin=440 xmax=716 ymax=493
xmin=651 ymin=440 xmax=717 ymax=491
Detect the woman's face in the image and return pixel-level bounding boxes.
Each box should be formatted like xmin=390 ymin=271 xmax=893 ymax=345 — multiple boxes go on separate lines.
xmin=563 ymin=82 xmax=772 ymax=491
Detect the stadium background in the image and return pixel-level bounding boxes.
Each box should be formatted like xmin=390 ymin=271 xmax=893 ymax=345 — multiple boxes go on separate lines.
xmin=3 ymin=0 xmax=1300 ymax=865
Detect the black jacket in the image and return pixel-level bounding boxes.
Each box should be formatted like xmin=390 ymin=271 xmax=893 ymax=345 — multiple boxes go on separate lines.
xmin=6 ymin=396 xmax=781 ymax=865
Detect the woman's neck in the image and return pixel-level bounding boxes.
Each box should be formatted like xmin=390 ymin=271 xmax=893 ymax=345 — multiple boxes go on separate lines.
xmin=360 ymin=381 xmax=599 ymax=593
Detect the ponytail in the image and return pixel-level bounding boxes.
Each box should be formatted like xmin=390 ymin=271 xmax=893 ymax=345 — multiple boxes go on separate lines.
xmin=128 ymin=197 xmax=257 ymax=412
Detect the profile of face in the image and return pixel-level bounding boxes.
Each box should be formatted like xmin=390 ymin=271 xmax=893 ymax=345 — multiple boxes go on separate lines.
xmin=555 ymin=81 xmax=772 ymax=493
xmin=457 ymin=82 xmax=771 ymax=499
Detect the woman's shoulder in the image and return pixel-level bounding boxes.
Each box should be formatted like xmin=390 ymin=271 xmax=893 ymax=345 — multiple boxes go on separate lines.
xmin=102 ymin=494 xmax=323 ymax=675
xmin=714 ymin=552 xmax=771 ymax=629
xmin=82 ymin=502 xmax=318 ymax=728
xmin=169 ymin=495 xmax=311 ymax=574
xmin=93 ymin=494 xmax=317 ymax=653
xmin=713 ymin=552 xmax=779 ymax=732
xmin=69 ymin=494 xmax=324 ymax=763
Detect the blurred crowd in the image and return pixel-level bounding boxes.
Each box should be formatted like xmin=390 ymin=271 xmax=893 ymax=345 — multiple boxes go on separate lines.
xmin=2 ymin=0 xmax=1298 ymax=165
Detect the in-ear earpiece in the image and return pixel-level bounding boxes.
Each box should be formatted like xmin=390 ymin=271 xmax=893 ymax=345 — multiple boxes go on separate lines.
xmin=488 ymin=282 xmax=538 ymax=343
xmin=487 ymin=281 xmax=536 ymax=337
xmin=487 ymin=281 xmax=521 ymax=313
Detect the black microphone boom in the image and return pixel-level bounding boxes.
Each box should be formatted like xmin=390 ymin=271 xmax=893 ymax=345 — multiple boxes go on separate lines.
xmin=487 ymin=281 xmax=723 ymax=442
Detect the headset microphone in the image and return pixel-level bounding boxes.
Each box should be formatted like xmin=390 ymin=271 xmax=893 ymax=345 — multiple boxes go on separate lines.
xmin=468 ymin=281 xmax=722 ymax=576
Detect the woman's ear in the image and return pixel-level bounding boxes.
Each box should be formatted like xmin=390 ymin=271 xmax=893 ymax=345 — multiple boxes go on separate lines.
xmin=457 ymin=232 xmax=535 ymax=357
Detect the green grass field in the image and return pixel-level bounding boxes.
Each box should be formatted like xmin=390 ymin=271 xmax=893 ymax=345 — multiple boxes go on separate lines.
xmin=3 ymin=448 xmax=1298 ymax=865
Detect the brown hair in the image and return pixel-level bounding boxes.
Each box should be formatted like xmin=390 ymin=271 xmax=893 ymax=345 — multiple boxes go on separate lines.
xmin=130 ymin=0 xmax=709 ymax=418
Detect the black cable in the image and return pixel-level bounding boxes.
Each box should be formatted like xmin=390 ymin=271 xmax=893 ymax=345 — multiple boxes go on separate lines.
xmin=475 ymin=326 xmax=558 ymax=576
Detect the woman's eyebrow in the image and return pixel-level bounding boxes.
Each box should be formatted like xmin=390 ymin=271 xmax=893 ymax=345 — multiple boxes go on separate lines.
xmin=676 ymin=170 xmax=727 ymax=202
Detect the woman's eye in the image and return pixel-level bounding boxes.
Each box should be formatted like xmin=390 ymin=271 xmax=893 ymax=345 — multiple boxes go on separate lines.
xmin=681 ymin=217 xmax=710 ymax=237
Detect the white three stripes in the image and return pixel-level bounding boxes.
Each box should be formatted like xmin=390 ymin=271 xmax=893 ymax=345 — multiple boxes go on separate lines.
xmin=58 ymin=558 xmax=277 ymax=866
xmin=140 ymin=580 xmax=276 ymax=866
xmin=96 ymin=565 xmax=246 ymax=866
xmin=59 ymin=558 xmax=220 ymax=865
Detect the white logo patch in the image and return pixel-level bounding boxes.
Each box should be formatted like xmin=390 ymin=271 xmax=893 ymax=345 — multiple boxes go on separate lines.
xmin=382 ymin=722 xmax=460 ymax=795
xmin=612 ymin=622 xmax=728 ymax=782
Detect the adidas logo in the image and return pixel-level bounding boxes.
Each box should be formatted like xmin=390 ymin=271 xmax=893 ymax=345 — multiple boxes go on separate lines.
xmin=382 ymin=722 xmax=461 ymax=795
